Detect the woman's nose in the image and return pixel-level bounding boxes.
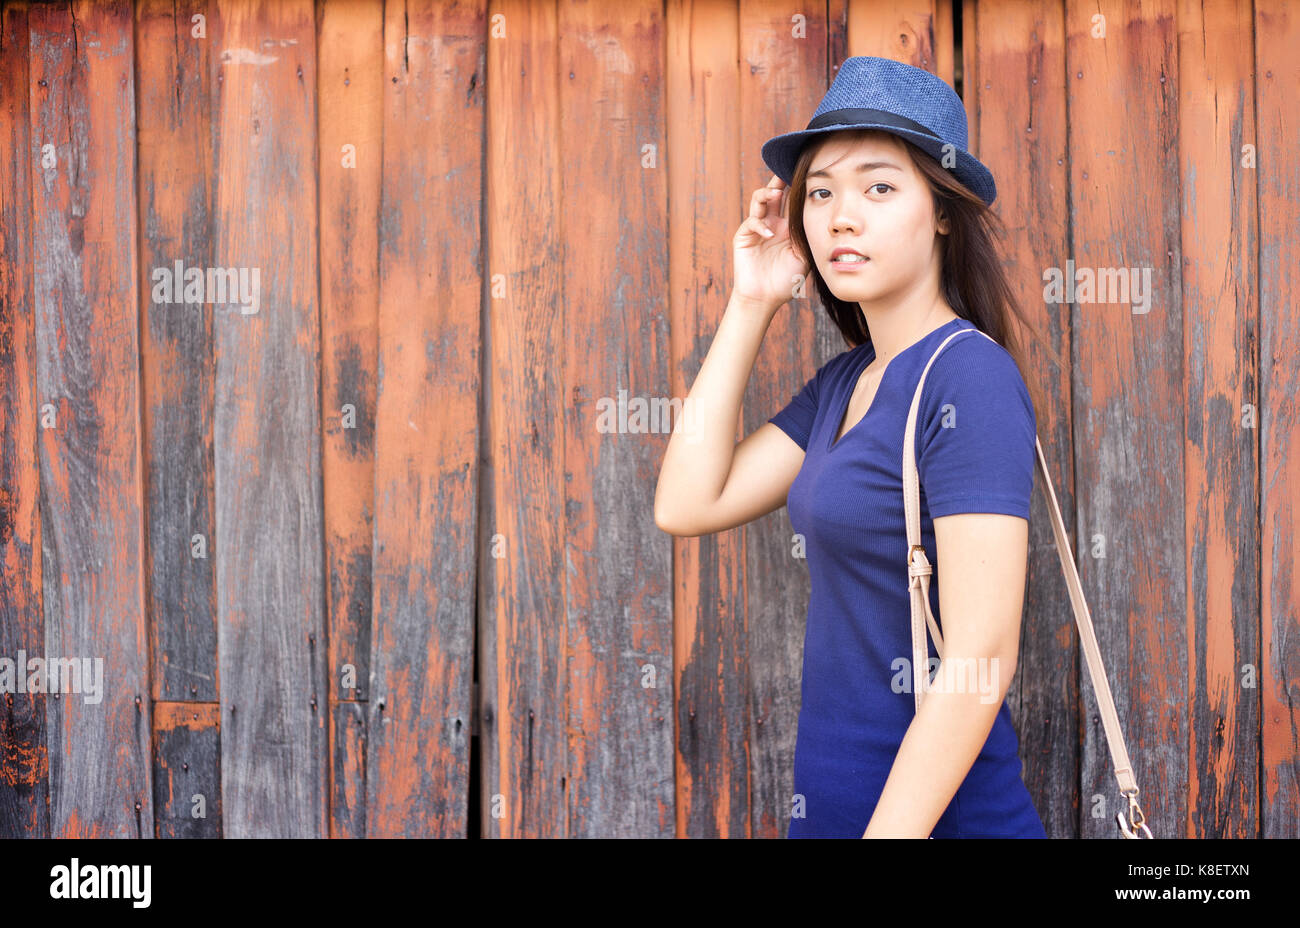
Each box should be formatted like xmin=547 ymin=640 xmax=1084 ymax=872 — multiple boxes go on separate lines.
xmin=831 ymin=212 xmax=860 ymax=235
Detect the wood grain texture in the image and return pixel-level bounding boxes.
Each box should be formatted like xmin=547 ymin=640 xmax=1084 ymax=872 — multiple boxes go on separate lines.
xmin=561 ymin=0 xmax=674 ymax=837
xmin=0 ymin=0 xmax=1296 ymax=840
xmin=1065 ymin=0 xmax=1189 ymax=837
xmin=0 ymin=0 xmax=49 ymax=839
xmin=135 ymin=0 xmax=219 ymax=705
xmin=152 ymin=701 xmax=220 ymax=836
xmin=665 ymin=0 xmax=746 ymax=839
xmin=366 ymin=0 xmax=483 ymax=838
xmin=1176 ymin=0 xmax=1259 ymax=840
xmin=1255 ymin=0 xmax=1300 ymax=839
xmin=847 ymin=0 xmax=939 ymax=72
xmin=479 ymin=0 xmax=566 ymax=839
xmin=973 ymin=0 xmax=1078 ymax=837
xmin=28 ymin=0 xmax=153 ymax=839
xmin=736 ymin=0 xmax=837 ymax=840
xmin=934 ymin=0 xmax=952 ymax=88
xmin=959 ymin=0 xmax=975 ymax=176
xmin=330 ymin=698 xmax=366 ymax=836
xmin=211 ymin=0 xmax=327 ymax=838
xmin=316 ymin=0 xmax=383 ymax=840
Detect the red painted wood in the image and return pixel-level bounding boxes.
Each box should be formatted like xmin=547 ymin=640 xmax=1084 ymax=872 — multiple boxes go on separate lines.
xmin=366 ymin=0 xmax=483 ymax=837
xmin=559 ymin=0 xmax=674 ymax=838
xmin=152 ymin=701 xmax=220 ymax=836
xmin=1177 ymin=0 xmax=1260 ymax=840
xmin=0 ymin=0 xmax=49 ymax=839
xmin=1255 ymin=0 xmax=1300 ymax=839
xmin=736 ymin=0 xmax=840 ymax=840
xmin=665 ymin=0 xmax=748 ymax=839
xmin=210 ymin=0 xmax=328 ymax=837
xmin=477 ymin=0 xmax=567 ymax=839
xmin=1065 ymin=0 xmax=1188 ymax=836
xmin=847 ymin=0 xmax=940 ymax=72
xmin=316 ymin=0 xmax=384 ymax=840
xmin=135 ymin=0 xmax=220 ymax=705
xmin=27 ymin=0 xmax=152 ymax=837
xmin=973 ymin=0 xmax=1080 ymax=836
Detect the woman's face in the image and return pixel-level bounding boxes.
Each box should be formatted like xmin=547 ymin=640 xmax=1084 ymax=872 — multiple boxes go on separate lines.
xmin=801 ymin=132 xmax=947 ymax=307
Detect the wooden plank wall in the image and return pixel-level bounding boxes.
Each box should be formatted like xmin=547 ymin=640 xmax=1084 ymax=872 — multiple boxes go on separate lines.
xmin=0 ymin=0 xmax=1295 ymax=839
xmin=316 ymin=0 xmax=383 ymax=841
xmin=25 ymin=0 xmax=152 ymax=837
xmin=0 ymin=0 xmax=45 ymax=839
xmin=368 ymin=0 xmax=481 ymax=837
xmin=1255 ymin=0 xmax=1300 ymax=839
xmin=136 ymin=0 xmax=222 ymax=837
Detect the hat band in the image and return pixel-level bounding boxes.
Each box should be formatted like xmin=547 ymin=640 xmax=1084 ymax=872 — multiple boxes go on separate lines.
xmin=806 ymin=107 xmax=941 ymax=140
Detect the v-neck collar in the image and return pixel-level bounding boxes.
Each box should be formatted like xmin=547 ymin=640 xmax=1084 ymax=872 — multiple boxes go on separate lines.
xmin=826 ymin=317 xmax=966 ymax=453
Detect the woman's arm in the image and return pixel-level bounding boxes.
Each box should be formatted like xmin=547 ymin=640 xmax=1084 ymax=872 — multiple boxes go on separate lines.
xmin=653 ymin=290 xmax=780 ymax=533
xmin=862 ymin=511 xmax=1029 ymax=838
xmin=655 ymin=176 xmax=809 ymax=535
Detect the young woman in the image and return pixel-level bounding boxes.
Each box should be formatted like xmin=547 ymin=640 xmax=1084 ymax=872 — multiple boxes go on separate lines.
xmin=654 ymin=57 xmax=1056 ymax=838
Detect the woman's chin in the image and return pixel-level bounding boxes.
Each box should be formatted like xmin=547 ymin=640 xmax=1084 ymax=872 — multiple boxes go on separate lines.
xmin=827 ymin=284 xmax=880 ymax=304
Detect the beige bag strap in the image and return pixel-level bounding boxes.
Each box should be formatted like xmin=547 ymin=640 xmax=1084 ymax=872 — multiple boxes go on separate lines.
xmin=901 ymin=326 xmax=1152 ymax=837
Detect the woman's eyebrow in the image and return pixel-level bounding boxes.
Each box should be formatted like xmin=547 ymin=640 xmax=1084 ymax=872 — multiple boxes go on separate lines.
xmin=807 ymin=160 xmax=904 ymax=179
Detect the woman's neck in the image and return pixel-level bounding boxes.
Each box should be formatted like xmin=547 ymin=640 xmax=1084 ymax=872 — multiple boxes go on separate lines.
xmin=861 ymin=296 xmax=959 ymax=362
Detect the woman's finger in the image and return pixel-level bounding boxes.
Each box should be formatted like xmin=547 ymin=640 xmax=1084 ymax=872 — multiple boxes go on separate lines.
xmin=772 ymin=185 xmax=787 ymax=218
xmin=744 ymin=215 xmax=774 ymax=239
xmin=750 ymin=185 xmax=786 ymax=220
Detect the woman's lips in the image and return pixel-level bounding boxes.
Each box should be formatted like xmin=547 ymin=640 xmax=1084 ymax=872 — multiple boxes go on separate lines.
xmin=829 ymin=255 xmax=870 ymax=271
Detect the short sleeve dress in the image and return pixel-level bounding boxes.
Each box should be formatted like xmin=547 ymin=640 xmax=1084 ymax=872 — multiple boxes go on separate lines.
xmin=767 ymin=316 xmax=1047 ymax=839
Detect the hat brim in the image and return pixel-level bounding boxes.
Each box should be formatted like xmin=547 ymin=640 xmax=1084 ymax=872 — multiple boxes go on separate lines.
xmin=761 ymin=122 xmax=997 ymax=207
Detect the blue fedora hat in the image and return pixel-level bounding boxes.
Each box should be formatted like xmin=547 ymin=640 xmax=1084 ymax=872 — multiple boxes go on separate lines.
xmin=761 ymin=56 xmax=996 ymax=206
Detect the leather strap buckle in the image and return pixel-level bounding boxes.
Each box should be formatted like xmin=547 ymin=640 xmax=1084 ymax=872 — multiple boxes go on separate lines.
xmin=1115 ymin=787 xmax=1153 ymax=839
xmin=907 ymin=544 xmax=931 ymax=579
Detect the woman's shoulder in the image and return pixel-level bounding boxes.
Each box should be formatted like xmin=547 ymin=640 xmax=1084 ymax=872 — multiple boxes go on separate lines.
xmin=927 ymin=325 xmax=1027 ymax=387
xmin=919 ymin=325 xmax=1035 ymax=425
xmin=935 ymin=321 xmax=1017 ymax=364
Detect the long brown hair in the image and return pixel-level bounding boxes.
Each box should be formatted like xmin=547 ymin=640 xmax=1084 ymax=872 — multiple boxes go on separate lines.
xmin=786 ymin=128 xmax=1058 ymax=427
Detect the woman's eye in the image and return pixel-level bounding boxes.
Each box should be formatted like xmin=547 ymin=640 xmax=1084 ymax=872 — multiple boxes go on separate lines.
xmin=807 ymin=184 xmax=891 ymax=201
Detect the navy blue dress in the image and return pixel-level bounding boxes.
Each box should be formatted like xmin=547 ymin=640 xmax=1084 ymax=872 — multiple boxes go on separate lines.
xmin=768 ymin=316 xmax=1047 ymax=838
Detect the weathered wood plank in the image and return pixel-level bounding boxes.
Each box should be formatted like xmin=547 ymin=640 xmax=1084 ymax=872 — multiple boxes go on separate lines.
xmin=316 ymin=0 xmax=383 ymax=839
xmin=974 ymin=0 xmax=1080 ymax=838
xmin=561 ymin=0 xmax=673 ymax=837
xmin=152 ymin=701 xmax=221 ymax=837
xmin=211 ymin=0 xmax=327 ymax=837
xmin=736 ymin=0 xmax=837 ymax=840
xmin=330 ymin=699 xmax=366 ymax=836
xmin=828 ymin=0 xmax=849 ymax=80
xmin=135 ymin=0 xmax=219 ymax=704
xmin=0 ymin=0 xmax=50 ymax=839
xmin=960 ymin=0 xmax=976 ymax=179
xmin=477 ymin=0 xmax=566 ymax=839
xmin=1065 ymin=0 xmax=1188 ymax=837
xmin=663 ymin=0 xmax=746 ymax=840
xmin=847 ymin=0 xmax=940 ymax=72
xmin=1177 ymin=0 xmax=1260 ymax=840
xmin=366 ymin=0 xmax=483 ymax=837
xmin=934 ymin=0 xmax=953 ymax=88
xmin=1255 ymin=0 xmax=1300 ymax=839
xmin=28 ymin=0 xmax=152 ymax=837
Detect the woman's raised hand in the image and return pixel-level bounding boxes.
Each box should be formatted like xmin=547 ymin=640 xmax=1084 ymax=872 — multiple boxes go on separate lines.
xmin=732 ymin=175 xmax=811 ymax=313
